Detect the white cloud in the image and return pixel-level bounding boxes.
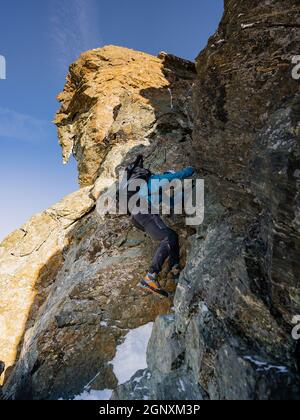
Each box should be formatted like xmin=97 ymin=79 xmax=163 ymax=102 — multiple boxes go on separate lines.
xmin=0 ymin=107 xmax=51 ymax=143
xmin=50 ymin=0 xmax=103 ymax=73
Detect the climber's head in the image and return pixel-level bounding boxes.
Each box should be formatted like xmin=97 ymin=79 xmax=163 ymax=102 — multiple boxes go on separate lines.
xmin=125 ymin=154 xmax=152 ymax=180
xmin=126 ymin=154 xmax=143 ymax=174
xmin=136 ymin=154 xmax=144 ymax=169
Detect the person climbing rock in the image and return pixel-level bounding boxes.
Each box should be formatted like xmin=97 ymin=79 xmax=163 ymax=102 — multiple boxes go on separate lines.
xmin=125 ymin=154 xmax=194 ymax=297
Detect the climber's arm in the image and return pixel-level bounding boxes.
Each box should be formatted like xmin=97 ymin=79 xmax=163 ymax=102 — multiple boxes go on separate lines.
xmin=151 ymin=167 xmax=194 ymax=182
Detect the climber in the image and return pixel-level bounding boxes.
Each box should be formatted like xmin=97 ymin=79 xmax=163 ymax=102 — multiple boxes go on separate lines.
xmin=125 ymin=154 xmax=194 ymax=298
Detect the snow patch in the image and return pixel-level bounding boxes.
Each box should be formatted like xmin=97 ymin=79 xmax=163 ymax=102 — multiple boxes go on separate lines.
xmin=60 ymin=369 xmax=113 ymax=401
xmin=60 ymin=323 xmax=153 ymax=400
xmin=111 ymin=323 xmax=154 ymax=385
xmin=168 ymin=88 xmax=174 ymax=110
xmin=73 ymin=389 xmax=112 ymax=401
xmin=244 ymin=356 xmax=289 ymax=374
xmin=178 ymin=379 xmax=186 ymax=393
xmin=241 ymin=23 xmax=256 ymax=29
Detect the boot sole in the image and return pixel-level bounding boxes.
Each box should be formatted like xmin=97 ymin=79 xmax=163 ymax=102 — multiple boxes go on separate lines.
xmin=138 ymin=281 xmax=169 ymax=298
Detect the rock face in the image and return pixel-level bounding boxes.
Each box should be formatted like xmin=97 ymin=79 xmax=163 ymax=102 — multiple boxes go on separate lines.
xmin=114 ymin=0 xmax=300 ymax=401
xmin=0 ymin=46 xmax=196 ymax=400
xmin=1 ymin=0 xmax=300 ymax=401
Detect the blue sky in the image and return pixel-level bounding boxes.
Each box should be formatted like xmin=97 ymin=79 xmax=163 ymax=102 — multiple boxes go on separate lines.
xmin=0 ymin=0 xmax=223 ymax=241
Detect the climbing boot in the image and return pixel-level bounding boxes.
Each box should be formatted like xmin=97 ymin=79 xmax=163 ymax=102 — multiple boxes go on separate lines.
xmin=139 ymin=273 xmax=169 ymax=298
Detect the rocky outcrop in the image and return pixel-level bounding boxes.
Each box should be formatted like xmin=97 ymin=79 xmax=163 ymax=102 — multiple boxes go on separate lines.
xmin=114 ymin=0 xmax=300 ymax=400
xmin=0 ymin=46 xmax=196 ymax=400
xmin=55 ymin=46 xmax=196 ymax=187
xmin=0 ymin=187 xmax=95 ymax=380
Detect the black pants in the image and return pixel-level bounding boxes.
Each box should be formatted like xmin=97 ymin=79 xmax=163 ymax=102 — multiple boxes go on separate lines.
xmin=132 ymin=214 xmax=180 ymax=275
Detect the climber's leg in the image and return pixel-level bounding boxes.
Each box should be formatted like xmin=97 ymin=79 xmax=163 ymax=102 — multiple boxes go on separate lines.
xmin=167 ymin=229 xmax=180 ymax=271
xmin=150 ymin=228 xmax=180 ymax=275
xmin=133 ymin=214 xmax=179 ymax=275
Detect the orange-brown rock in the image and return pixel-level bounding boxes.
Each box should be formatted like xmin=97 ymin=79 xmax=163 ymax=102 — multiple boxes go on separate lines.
xmin=55 ymin=45 xmax=196 ymax=187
